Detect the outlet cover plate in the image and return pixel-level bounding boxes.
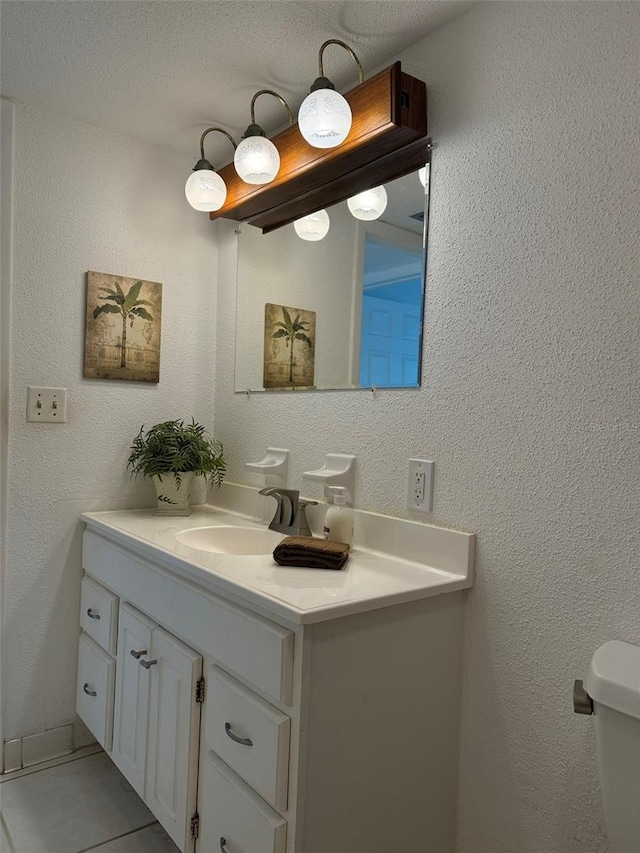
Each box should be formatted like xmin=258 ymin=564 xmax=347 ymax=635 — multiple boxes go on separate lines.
xmin=407 ymin=458 xmax=434 ymax=512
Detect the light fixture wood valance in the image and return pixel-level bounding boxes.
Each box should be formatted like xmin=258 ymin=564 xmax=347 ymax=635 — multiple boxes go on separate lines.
xmin=209 ymin=62 xmax=429 ymax=233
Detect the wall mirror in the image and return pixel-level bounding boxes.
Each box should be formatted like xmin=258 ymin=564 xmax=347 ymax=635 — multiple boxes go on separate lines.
xmin=234 ymin=164 xmax=430 ymax=392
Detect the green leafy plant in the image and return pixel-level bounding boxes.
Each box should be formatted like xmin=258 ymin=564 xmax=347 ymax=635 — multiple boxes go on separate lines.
xmin=272 ymin=306 xmax=312 ymax=384
xmin=127 ymin=419 xmax=226 ymax=490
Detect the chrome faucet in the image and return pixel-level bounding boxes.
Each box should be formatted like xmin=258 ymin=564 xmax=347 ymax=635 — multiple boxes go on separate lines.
xmin=259 ymin=488 xmax=318 ymax=537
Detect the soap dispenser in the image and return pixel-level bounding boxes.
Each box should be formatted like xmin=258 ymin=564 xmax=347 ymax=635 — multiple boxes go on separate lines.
xmin=323 ymin=486 xmax=354 ymax=547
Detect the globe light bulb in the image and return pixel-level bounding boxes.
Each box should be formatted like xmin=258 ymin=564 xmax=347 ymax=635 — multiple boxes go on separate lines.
xmin=185 ymin=169 xmax=227 ymax=211
xmin=234 ymin=136 xmax=280 ymax=185
xmin=298 ymin=89 xmax=352 ymax=149
xmin=418 ymin=165 xmax=429 ymax=187
xmin=347 ymin=186 xmax=388 ymax=221
xmin=293 ymin=209 xmax=330 ymax=241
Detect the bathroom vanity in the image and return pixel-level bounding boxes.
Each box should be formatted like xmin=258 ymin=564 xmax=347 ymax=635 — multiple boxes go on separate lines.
xmin=76 ymin=486 xmax=474 ymax=853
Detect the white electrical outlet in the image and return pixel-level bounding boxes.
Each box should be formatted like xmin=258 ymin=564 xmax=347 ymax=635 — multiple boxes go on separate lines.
xmin=26 ymin=386 xmax=67 ymax=423
xmin=407 ymin=458 xmax=434 ymax=512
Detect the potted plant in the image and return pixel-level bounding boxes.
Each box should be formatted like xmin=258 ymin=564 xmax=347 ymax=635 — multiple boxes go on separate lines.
xmin=127 ymin=419 xmax=226 ymax=516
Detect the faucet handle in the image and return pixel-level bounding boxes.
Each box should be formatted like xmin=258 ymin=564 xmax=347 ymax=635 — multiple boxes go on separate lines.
xmin=259 ymin=487 xmax=299 ymax=530
xmin=299 ymin=499 xmax=318 ymax=509
xmin=298 ymin=499 xmax=318 ymax=537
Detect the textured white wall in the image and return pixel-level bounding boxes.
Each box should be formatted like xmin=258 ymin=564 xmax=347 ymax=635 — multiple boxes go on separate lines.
xmin=213 ymin=4 xmax=640 ymax=852
xmin=3 ymin=104 xmax=217 ymax=740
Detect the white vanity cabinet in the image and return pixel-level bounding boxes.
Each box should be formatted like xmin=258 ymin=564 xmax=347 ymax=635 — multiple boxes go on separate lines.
xmin=77 ymin=585 xmax=203 ymax=852
xmin=77 ymin=508 xmax=473 ymax=853
xmin=77 ymin=530 xmax=298 ymax=853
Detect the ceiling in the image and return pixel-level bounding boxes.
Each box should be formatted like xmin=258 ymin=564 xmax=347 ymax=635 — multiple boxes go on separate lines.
xmin=1 ymin=1 xmax=473 ymax=162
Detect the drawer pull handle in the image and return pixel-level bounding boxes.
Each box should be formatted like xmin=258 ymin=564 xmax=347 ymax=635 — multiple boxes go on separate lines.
xmin=87 ymin=608 xmax=101 ymax=620
xmin=219 ymin=838 xmax=227 ymax=853
xmin=83 ymin=683 xmax=97 ymax=697
xmin=225 ymin=722 xmax=253 ymax=747
xmin=139 ymin=658 xmax=158 ymax=669
xmin=130 ymin=649 xmax=148 ymax=659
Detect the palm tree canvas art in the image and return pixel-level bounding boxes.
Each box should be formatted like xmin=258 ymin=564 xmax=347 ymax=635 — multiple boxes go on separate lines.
xmin=263 ymin=303 xmax=316 ymax=389
xmin=84 ymin=271 xmax=162 ymax=382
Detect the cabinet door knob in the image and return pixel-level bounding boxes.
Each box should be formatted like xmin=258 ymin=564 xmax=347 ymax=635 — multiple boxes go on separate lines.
xmin=224 ymin=722 xmax=253 ymax=746
xmin=130 ymin=649 xmax=148 ymax=659
xmin=219 ymin=838 xmax=227 ymax=853
xmin=139 ymin=658 xmax=158 ymax=669
xmin=83 ymin=683 xmax=97 ymax=697
xmin=87 ymin=608 xmax=101 ymax=620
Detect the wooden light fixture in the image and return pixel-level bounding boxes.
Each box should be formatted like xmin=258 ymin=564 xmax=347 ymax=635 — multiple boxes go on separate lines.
xmin=209 ymin=61 xmax=428 ymax=233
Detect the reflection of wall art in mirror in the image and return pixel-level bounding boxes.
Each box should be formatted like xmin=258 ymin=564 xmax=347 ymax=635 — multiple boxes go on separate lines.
xmin=84 ymin=271 xmax=162 ymax=383
xmin=263 ymin=303 xmax=316 ymax=389
xmin=235 ymin=163 xmax=430 ymax=393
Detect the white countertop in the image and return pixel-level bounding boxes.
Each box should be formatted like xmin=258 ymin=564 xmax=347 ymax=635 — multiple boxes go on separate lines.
xmin=82 ymin=496 xmax=474 ymax=625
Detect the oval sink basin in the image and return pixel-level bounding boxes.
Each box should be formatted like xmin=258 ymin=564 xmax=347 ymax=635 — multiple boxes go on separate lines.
xmin=175 ymin=525 xmax=284 ymax=555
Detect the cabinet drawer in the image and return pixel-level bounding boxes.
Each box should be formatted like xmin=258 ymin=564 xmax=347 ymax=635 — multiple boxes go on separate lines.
xmin=206 ymin=667 xmax=290 ymax=812
xmin=211 ymin=603 xmax=294 ymax=707
xmin=76 ymin=633 xmax=115 ymax=751
xmin=80 ymin=575 xmax=118 ymax=655
xmin=200 ymin=752 xmax=286 ymax=853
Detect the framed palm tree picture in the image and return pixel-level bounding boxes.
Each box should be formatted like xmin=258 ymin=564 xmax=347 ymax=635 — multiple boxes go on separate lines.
xmin=84 ymin=271 xmax=162 ymax=382
xmin=263 ymin=303 xmax=316 ymax=389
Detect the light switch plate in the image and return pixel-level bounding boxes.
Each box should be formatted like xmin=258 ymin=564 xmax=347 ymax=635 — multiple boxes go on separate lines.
xmin=26 ymin=386 xmax=67 ymax=423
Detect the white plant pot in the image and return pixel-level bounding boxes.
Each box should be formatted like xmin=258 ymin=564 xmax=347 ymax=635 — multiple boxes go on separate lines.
xmin=152 ymin=472 xmax=196 ymax=516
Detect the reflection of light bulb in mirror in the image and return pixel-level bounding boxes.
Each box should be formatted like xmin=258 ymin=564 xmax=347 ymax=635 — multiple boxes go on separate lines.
xmin=234 ymin=136 xmax=280 ymax=185
xmin=185 ymin=169 xmax=227 ymax=211
xmin=347 ymin=186 xmax=388 ymax=221
xmin=293 ymin=209 xmax=330 ymax=241
xmin=418 ymin=165 xmax=429 ymax=187
xmin=298 ymin=90 xmax=352 ymax=149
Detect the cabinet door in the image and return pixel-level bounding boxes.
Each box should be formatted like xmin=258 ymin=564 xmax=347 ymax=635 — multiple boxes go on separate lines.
xmin=112 ymin=603 xmax=154 ymax=797
xmin=146 ymin=626 xmax=202 ymax=853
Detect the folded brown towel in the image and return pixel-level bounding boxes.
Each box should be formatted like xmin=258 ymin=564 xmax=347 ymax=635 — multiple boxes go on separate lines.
xmin=273 ymin=536 xmax=350 ymax=571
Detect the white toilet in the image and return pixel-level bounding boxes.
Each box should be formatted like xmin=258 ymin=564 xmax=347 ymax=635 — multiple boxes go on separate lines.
xmin=579 ymin=640 xmax=640 ymax=853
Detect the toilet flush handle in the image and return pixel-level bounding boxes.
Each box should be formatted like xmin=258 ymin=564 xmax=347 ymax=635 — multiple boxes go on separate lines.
xmin=573 ymin=679 xmax=593 ymax=715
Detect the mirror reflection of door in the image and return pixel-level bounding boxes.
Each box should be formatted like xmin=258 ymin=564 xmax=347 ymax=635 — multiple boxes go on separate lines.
xmin=359 ymin=234 xmax=423 ymax=387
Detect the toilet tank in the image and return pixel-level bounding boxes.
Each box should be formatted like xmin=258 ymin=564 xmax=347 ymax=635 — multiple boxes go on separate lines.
xmin=586 ymin=641 xmax=640 ymax=853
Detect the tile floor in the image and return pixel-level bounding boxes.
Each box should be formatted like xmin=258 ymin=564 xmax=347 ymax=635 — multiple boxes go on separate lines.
xmin=0 ymin=750 xmax=179 ymax=852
